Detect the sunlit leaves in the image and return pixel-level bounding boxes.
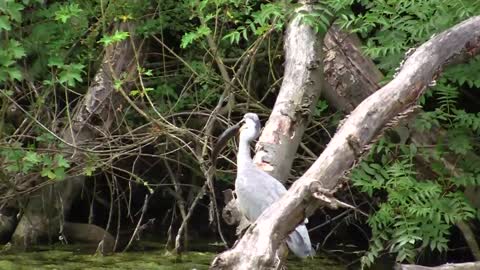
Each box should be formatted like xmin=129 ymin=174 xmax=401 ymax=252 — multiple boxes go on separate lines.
xmin=1 ymin=148 xmax=70 ymax=181
xmin=0 ymin=39 xmax=25 ymax=81
xmin=0 ymin=16 xmax=11 ymax=31
xmin=130 ymin=87 xmax=154 ymax=97
xmin=99 ymin=30 xmax=130 ymax=46
xmin=337 ymin=0 xmax=480 ymax=72
xmin=296 ymin=3 xmax=334 ymax=34
xmin=58 ymin=63 xmax=85 ymax=87
xmin=84 ymin=154 xmax=100 ymax=177
xmin=0 ymin=0 xmax=24 ymax=22
xmin=39 ymin=154 xmax=70 ymax=181
xmin=352 ymin=137 xmax=477 ymax=267
xmin=181 ymin=25 xmax=211 ymax=48
xmin=222 ymin=26 xmax=248 ymax=44
xmin=54 ymin=3 xmax=83 ymax=23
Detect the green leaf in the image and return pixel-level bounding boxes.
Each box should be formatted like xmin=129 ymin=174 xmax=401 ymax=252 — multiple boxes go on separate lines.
xmin=98 ymin=31 xmax=130 ymax=46
xmin=8 ymin=40 xmax=25 ymax=59
xmin=196 ymin=25 xmax=211 ymax=36
xmin=36 ymin=133 xmax=55 ymax=143
xmin=1 ymin=89 xmax=14 ymax=96
xmin=360 ymin=162 xmax=376 ymax=175
xmin=143 ymin=69 xmax=153 ymax=76
xmin=84 ymin=165 xmax=95 ymax=176
xmin=6 ymin=67 xmax=22 ymax=81
xmin=41 ymin=168 xmax=56 ymax=179
xmin=24 ymin=151 xmax=41 ymax=164
xmin=0 ymin=16 xmax=11 ymax=31
xmin=54 ymin=167 xmax=66 ymax=180
xmin=180 ymin=32 xmax=197 ymax=48
xmin=47 ymin=56 xmax=64 ymax=68
xmin=1 ymin=1 xmax=24 ymax=22
xmin=55 ymin=154 xmax=70 ymax=168
xmin=54 ymin=3 xmax=83 ymax=23
xmin=58 ymin=63 xmax=85 ymax=87
xmin=223 ymin=31 xmax=240 ymax=44
xmin=5 ymin=163 xmax=20 ymax=173
xmin=130 ymin=90 xmax=140 ymax=97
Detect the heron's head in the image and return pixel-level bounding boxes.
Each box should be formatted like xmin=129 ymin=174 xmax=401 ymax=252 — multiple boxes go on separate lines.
xmin=240 ymin=113 xmax=261 ymax=142
xmin=211 ymin=113 xmax=261 ymax=164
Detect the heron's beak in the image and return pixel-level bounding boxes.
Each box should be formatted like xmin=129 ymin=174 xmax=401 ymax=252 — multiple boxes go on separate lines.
xmin=211 ymin=119 xmax=244 ymax=165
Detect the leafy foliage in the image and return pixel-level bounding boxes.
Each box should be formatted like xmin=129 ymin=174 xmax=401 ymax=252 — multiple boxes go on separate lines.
xmin=1 ymin=143 xmax=71 ymax=181
xmin=352 ymin=140 xmax=476 ymax=267
xmin=339 ymin=1 xmax=480 ymax=266
xmin=99 ymin=30 xmax=130 ymax=46
xmin=54 ymin=3 xmax=83 ymax=23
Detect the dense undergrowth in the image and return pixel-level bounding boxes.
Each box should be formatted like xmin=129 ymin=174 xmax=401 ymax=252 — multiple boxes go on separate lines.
xmin=0 ymin=0 xmax=479 ymax=268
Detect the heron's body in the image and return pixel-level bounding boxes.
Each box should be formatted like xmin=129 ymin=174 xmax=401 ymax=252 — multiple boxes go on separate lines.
xmin=234 ymin=113 xmax=315 ymax=258
xmin=235 ymin=160 xmax=285 ymax=221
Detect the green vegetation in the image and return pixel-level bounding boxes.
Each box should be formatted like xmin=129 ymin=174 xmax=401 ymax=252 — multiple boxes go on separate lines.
xmin=0 ymin=249 xmax=214 ymax=270
xmin=0 ymin=0 xmax=479 ymax=268
xmin=0 ymin=245 xmax=344 ymax=270
xmin=343 ymin=0 xmax=480 ymax=266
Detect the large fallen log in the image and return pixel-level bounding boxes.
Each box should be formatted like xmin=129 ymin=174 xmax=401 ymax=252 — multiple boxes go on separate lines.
xmin=211 ymin=16 xmax=480 ymax=270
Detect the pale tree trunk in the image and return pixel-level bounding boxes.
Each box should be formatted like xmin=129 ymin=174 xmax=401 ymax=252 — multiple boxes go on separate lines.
xmin=11 ymin=22 xmax=140 ymax=250
xmin=210 ymin=16 xmax=480 ymax=270
xmin=252 ymin=0 xmax=325 ymax=183
xmin=222 ymin=0 xmax=326 ymax=238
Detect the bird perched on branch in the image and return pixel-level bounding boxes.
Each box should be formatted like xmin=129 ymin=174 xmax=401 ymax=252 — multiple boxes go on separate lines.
xmin=212 ymin=113 xmax=315 ymax=258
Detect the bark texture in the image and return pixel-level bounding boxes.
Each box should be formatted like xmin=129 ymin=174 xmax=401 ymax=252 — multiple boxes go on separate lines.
xmin=322 ymin=25 xmax=382 ymax=112
xmin=252 ymin=1 xmax=325 ymax=182
xmin=11 ymin=22 xmax=140 ymax=248
xmin=211 ymin=16 xmax=480 ymax=270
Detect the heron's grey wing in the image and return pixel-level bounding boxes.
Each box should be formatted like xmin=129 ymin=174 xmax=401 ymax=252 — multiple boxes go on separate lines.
xmin=235 ymin=166 xmax=314 ymax=257
xmin=236 ymin=166 xmax=287 ymax=221
xmin=255 ymin=169 xmax=311 ymax=224
xmin=286 ymin=224 xmax=315 ymax=258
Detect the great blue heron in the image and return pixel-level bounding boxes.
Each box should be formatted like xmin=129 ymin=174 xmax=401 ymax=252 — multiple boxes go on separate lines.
xmin=213 ymin=113 xmax=315 ymax=258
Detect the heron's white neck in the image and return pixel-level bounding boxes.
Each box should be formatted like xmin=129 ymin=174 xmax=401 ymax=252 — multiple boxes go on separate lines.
xmin=237 ymin=136 xmax=253 ymax=169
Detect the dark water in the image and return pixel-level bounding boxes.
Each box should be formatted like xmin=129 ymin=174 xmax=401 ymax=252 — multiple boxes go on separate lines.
xmin=0 ymin=244 xmax=347 ymax=270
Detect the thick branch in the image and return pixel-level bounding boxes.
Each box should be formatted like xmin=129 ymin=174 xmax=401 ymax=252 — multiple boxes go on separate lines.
xmin=253 ymin=1 xmax=325 ymax=182
xmin=211 ymin=16 xmax=480 ymax=270
xmin=323 ymin=24 xmax=480 ymax=260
